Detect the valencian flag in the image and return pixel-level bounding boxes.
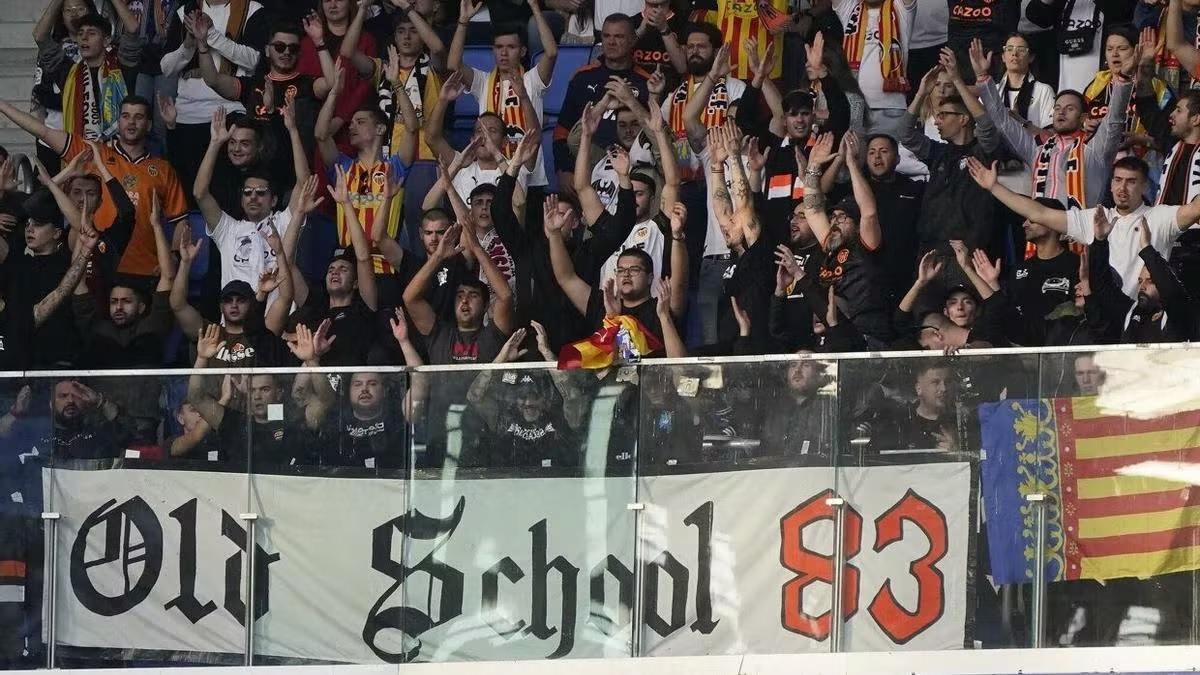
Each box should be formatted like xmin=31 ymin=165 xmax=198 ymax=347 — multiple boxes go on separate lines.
xmin=980 ymin=398 xmax=1200 ymax=584
xmin=558 ymin=315 xmax=663 ymax=370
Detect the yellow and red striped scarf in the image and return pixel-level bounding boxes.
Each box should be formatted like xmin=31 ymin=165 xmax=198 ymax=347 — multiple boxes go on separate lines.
xmin=667 ymin=76 xmax=731 ymax=138
xmin=486 ymin=68 xmax=527 ymax=156
xmin=842 ymin=0 xmax=909 ymax=93
xmin=62 ymin=52 xmax=127 ymax=140
xmin=558 ymin=315 xmax=663 ymax=370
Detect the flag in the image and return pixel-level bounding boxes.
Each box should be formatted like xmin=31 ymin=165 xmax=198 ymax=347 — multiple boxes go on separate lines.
xmin=979 ymin=397 xmax=1200 ymax=585
xmin=558 ymin=315 xmax=663 ymax=370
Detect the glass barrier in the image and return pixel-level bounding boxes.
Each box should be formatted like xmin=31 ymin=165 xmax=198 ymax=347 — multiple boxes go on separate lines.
xmin=405 ymin=365 xmax=638 ymax=662
xmin=7 ymin=346 xmax=1200 ymax=669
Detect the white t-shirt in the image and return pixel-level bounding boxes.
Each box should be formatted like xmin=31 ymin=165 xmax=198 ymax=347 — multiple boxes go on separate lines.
xmin=600 ymin=219 xmax=666 ymax=296
xmin=207 ymin=207 xmax=292 ymax=308
xmin=834 ymin=0 xmax=913 ymax=111
xmin=1057 ymin=0 xmax=1105 ymax=93
xmin=589 ymin=132 xmax=656 ymax=213
xmin=594 ymin=0 xmax=644 ymax=27
xmin=468 ymin=67 xmax=549 ymax=186
xmin=1065 ymin=204 xmax=1182 ymax=299
xmin=168 ymin=1 xmax=260 ymax=124
xmin=696 ymin=145 xmax=744 ymax=257
xmin=450 ymin=153 xmax=531 ymax=206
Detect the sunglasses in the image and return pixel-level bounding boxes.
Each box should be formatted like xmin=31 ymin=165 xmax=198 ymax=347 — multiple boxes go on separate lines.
xmin=270 ymin=42 xmax=301 ymax=55
xmin=242 ymin=187 xmax=271 ymax=197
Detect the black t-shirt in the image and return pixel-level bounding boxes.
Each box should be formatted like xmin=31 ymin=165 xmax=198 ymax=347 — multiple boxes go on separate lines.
xmin=584 ymin=289 xmax=665 ymax=355
xmin=718 ymin=236 xmax=776 ymax=350
xmin=818 ymin=240 xmax=891 ymax=340
xmin=235 ymin=72 xmax=318 ymax=192
xmin=870 ymin=175 xmax=925 ymax=301
xmin=299 ymin=289 xmax=377 ymax=367
xmin=632 ymin=12 xmax=688 ymax=74
xmin=4 ymin=250 xmax=79 ymax=367
xmin=327 ymin=405 xmax=407 ymax=469
xmin=425 ymin=321 xmax=507 ymax=365
xmin=1010 ymin=249 xmax=1080 ymax=324
xmin=0 ymin=294 xmax=35 ymax=371
xmin=217 ymin=407 xmax=315 ymax=467
xmin=947 ymin=0 xmax=1019 ymax=48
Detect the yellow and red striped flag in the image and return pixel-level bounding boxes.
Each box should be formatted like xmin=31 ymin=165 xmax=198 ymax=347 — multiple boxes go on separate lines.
xmin=981 ymin=397 xmax=1200 ymax=583
xmin=558 ymin=315 xmax=663 ymax=370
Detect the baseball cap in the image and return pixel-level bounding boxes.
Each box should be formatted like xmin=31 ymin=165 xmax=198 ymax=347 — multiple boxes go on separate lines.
xmin=22 ymin=190 xmax=64 ymax=227
xmin=829 ymin=195 xmax=861 ymax=223
xmin=220 ymin=279 xmax=255 ymax=301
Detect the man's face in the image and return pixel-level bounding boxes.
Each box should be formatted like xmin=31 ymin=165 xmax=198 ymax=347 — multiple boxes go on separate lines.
xmin=556 ymin=202 xmax=581 ymax=238
xmin=1169 ymin=99 xmax=1199 ymax=138
xmin=915 ymin=367 xmax=952 ymax=413
xmin=109 ymin=286 xmax=144 ymax=327
xmin=616 ymin=111 xmax=642 ymax=148
xmin=1073 ymin=356 xmax=1106 ymax=395
xmin=350 ymin=372 xmax=384 ymax=416
xmin=829 ymin=209 xmax=858 ymax=244
xmin=240 ymin=177 xmax=273 ymax=221
xmin=684 ymin=32 xmax=715 ymax=76
xmin=472 ymin=116 xmax=506 ymax=157
xmin=420 ymin=218 xmax=450 ymax=255
xmin=326 ymin=259 xmax=356 ymax=294
xmin=221 ymin=294 xmax=251 ymax=324
xmin=53 ymin=381 xmax=84 ymax=421
xmin=785 ymin=108 xmax=813 ymax=140
xmin=348 ymin=111 xmax=382 ymax=149
xmin=492 ymin=34 xmax=524 ymax=71
xmin=1022 ymin=218 xmax=1051 ymax=242
xmin=68 ymin=177 xmax=102 ymax=214
xmin=25 ymin=221 xmax=60 ymax=254
xmin=615 ymin=253 xmax=652 ymax=300
xmin=1136 ymin=265 xmax=1161 ymax=311
xmin=323 ymin=0 xmax=350 ymax=23
xmin=469 ymin=191 xmax=494 ymax=228
xmin=118 ymin=103 xmax=151 ymax=144
xmin=62 ymin=0 xmax=90 ymax=32
xmin=227 ymin=126 xmax=260 ymax=166
xmin=76 ymin=25 xmax=108 ymax=60
xmin=1052 ymin=94 xmax=1085 ymax=134
xmin=943 ymin=291 xmax=978 ymax=328
xmin=516 ymin=389 xmax=549 ymax=422
xmin=249 ymin=375 xmax=281 ymax=418
xmin=176 ymin=402 xmax=204 ymax=433
xmin=1105 ymin=35 xmax=1136 ymax=76
xmin=631 ymin=178 xmax=654 ymax=222
xmin=865 ymin=137 xmax=897 ymax=178
xmin=790 ymin=204 xmax=813 ymax=245
xmin=267 ymin=32 xmax=301 ymax=72
xmin=455 ymin=285 xmax=486 ymax=327
xmin=394 ymin=21 xmax=424 ymax=57
xmin=934 ymin=103 xmax=968 ymax=141
xmin=786 ymin=361 xmax=822 ymax=397
xmin=1110 ymin=167 xmax=1148 ymax=210
xmin=600 ymin=20 xmax=633 ymax=63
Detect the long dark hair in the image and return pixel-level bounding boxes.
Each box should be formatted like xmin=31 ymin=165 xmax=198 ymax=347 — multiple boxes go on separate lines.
xmin=52 ymin=0 xmax=100 ymax=43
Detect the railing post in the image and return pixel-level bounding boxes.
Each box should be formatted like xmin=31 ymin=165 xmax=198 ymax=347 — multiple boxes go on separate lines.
xmin=827 ymin=496 xmax=847 ymax=653
xmin=42 ymin=511 xmax=61 ymax=669
xmin=1026 ymin=494 xmax=1048 ymax=649
xmin=240 ymin=512 xmax=259 ymax=666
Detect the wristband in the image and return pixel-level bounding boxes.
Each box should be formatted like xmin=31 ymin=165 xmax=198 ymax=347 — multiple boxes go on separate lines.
xmin=672 ymin=234 xmax=685 ymax=241
xmin=804 ymin=167 xmax=822 ymax=177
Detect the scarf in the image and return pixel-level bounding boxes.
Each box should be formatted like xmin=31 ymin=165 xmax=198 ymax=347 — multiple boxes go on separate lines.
xmin=842 ymin=0 xmax=909 ymax=93
xmin=1029 ymin=132 xmax=1085 ymax=258
xmin=1158 ymin=141 xmax=1200 ymax=206
xmin=486 ymin=68 xmax=527 ymax=156
xmin=1001 ymin=73 xmax=1036 ymax=122
xmin=1083 ymin=70 xmax=1171 ymax=141
xmin=667 ymin=76 xmax=730 ymax=137
xmin=62 ymin=52 xmax=127 ymax=140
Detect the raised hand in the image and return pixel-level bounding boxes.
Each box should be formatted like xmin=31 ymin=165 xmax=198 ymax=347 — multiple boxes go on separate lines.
xmin=720 ymin=120 xmax=741 ymax=159
xmin=495 ymin=327 xmax=528 ymax=363
xmin=157 ymin=94 xmax=177 ymax=128
xmin=390 ymin=307 xmax=411 ymax=344
xmin=1136 ymin=216 xmax=1152 ymax=250
xmin=707 ymin=126 xmax=729 ymax=165
xmin=711 ymin=43 xmax=731 ymax=79
xmin=460 ymin=0 xmax=484 ymax=20
xmin=179 ymin=233 xmax=203 ymax=265
xmin=441 ymin=69 xmax=466 ymax=101
xmin=949 ymin=239 xmax=970 ymax=268
xmin=968 ymin=38 xmax=992 ymax=80
xmin=84 ymin=140 xmax=113 ymax=181
xmin=646 ymin=65 xmax=666 ymax=98
xmin=210 ymin=107 xmax=231 ymax=146
xmin=609 ymin=145 xmax=630 ymax=176
xmin=602 ymin=277 xmax=621 ymax=317
xmin=774 ymin=245 xmax=800 ymax=295
xmin=433 ymin=223 xmax=463 ymax=260
xmin=965 ymin=157 xmax=998 ymax=191
xmin=745 ymin=137 xmax=769 ymax=173
xmin=513 ymin=130 xmax=541 ymax=166
xmin=257 ymin=268 xmax=281 ymax=295
xmin=543 ymin=194 xmax=563 ymax=237
xmin=669 ymin=202 xmax=687 ymax=237
xmin=971 ymin=249 xmax=1002 ymax=287
xmin=197 ymin=324 xmax=224 ymax=360
xmin=327 ymin=164 xmax=351 ymax=203
xmin=1136 ymin=26 xmax=1158 ymax=69
xmin=808 ymin=131 xmax=837 ymax=167
xmin=803 ymin=31 xmax=824 ymax=78
xmin=605 ymin=76 xmax=636 ymax=105
xmin=302 ymin=10 xmax=325 ymax=43
xmin=655 ymin=279 xmax=673 ymax=318
xmin=296 ymin=174 xmax=325 ymax=214
xmin=313 ymin=318 xmax=336 ymax=358
xmin=581 ymin=102 xmax=601 ymax=138
xmin=730 ymin=296 xmax=751 ymax=336
xmin=938 ymin=47 xmax=962 ymax=82
xmin=385 ymin=44 xmax=402 ymax=85
xmin=644 ymin=101 xmax=665 ymax=135
xmin=530 ymin=320 xmax=555 ymax=360
xmin=1093 ymin=207 xmax=1113 ymax=241
xmin=915 ymin=249 xmax=944 ymax=285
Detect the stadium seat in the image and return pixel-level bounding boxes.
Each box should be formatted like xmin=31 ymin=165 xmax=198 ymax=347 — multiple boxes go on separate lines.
xmin=534 ymin=45 xmax=596 ymax=120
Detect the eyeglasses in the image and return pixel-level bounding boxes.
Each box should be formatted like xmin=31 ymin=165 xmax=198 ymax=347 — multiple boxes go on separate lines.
xmin=615 ymin=266 xmax=647 ymax=276
xmin=242 ymin=187 xmax=271 ymax=197
xmin=935 ymin=111 xmax=966 ymax=119
xmin=1002 ymin=45 xmax=1030 ymax=54
xmin=270 ymin=42 xmax=301 ymax=55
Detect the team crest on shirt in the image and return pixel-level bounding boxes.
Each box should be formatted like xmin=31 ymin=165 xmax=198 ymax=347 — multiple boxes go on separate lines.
xmin=273 ymin=429 xmax=284 ymax=441
xmin=634 ymin=226 xmax=650 ymax=241
xmin=836 ymin=249 xmax=849 ymax=264
xmin=146 ymin=165 xmax=159 ymax=177
xmin=372 ymin=170 xmax=387 ymax=186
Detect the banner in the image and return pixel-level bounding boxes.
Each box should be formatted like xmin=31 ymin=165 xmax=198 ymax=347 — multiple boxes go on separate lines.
xmin=980 ymin=398 xmax=1200 ymax=584
xmin=45 ymin=462 xmax=971 ymax=662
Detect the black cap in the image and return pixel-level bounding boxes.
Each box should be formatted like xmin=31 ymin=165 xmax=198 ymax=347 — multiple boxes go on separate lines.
xmin=220 ymin=279 xmax=255 ymax=301
xmin=829 ymin=195 xmax=861 ymax=223
xmin=23 ymin=190 xmax=64 ymax=227
xmin=944 ymin=283 xmax=981 ymax=304
xmin=331 ymin=247 xmax=357 ymax=265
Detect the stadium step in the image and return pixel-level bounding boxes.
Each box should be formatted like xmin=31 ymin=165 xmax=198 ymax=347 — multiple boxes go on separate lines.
xmin=0 ymin=43 xmax=39 ymax=163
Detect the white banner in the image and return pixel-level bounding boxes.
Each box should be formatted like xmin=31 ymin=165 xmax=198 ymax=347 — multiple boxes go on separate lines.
xmin=45 ymin=462 xmax=971 ymax=662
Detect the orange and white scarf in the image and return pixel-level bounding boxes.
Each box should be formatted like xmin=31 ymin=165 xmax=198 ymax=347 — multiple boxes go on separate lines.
xmin=842 ymin=0 xmax=909 ymax=93
xmin=1032 ymin=132 xmax=1086 ymax=210
xmin=486 ymin=69 xmax=527 ymax=156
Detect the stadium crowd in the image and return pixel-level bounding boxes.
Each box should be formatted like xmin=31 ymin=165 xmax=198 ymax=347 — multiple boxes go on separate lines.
xmin=0 ymin=0 xmax=1195 ymax=470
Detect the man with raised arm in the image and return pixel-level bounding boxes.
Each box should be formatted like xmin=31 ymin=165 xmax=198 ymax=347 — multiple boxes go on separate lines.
xmin=0 ymin=96 xmax=189 ymax=279
xmin=973 ymin=37 xmax=1131 ymax=209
